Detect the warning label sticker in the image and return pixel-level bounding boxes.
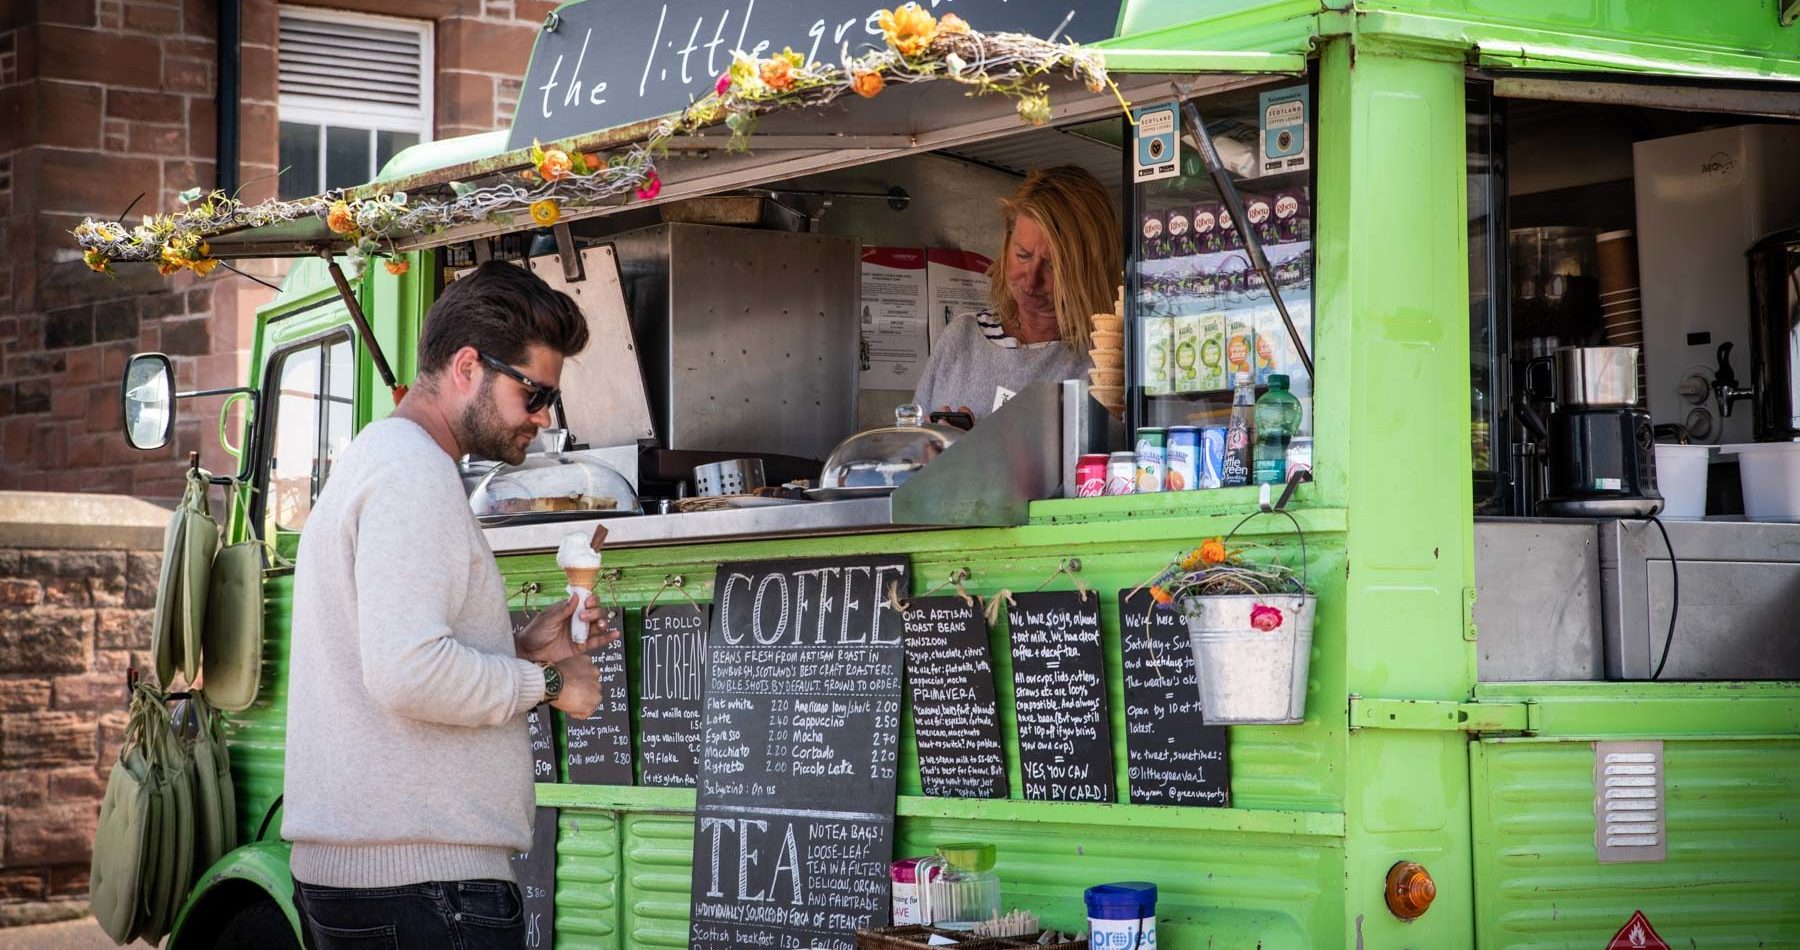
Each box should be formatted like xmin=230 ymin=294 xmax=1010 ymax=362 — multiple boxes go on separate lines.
xmin=1605 ymin=910 xmax=1670 ymax=950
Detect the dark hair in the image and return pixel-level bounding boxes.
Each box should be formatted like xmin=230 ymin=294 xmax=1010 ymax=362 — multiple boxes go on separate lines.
xmin=416 ymin=261 xmax=588 ymax=376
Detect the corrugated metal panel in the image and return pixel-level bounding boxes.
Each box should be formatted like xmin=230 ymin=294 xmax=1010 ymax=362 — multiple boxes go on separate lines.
xmin=622 ymin=813 xmax=699 ymax=948
xmin=555 ymin=810 xmax=622 ymax=948
xmin=223 ymin=572 xmax=294 ymax=847
xmin=942 ymin=125 xmax=1125 ymax=196
xmin=1473 ymin=738 xmax=1800 ymax=948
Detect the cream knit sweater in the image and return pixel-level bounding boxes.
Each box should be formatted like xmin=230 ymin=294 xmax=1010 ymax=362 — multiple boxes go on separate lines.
xmin=283 ymin=418 xmax=546 ymax=887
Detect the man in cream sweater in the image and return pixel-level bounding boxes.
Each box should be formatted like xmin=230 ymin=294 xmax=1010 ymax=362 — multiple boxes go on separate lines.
xmin=284 ymin=262 xmax=616 ymax=949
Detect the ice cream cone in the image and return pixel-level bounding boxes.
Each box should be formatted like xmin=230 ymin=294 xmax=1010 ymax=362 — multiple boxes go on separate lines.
xmin=563 ymin=566 xmax=599 ymax=590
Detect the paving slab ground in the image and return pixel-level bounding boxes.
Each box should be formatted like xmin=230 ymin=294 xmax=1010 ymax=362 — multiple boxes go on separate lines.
xmin=0 ymin=918 xmax=119 ymax=950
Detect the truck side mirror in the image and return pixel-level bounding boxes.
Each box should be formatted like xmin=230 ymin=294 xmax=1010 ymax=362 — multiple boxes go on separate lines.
xmin=121 ymin=353 xmax=175 ymax=450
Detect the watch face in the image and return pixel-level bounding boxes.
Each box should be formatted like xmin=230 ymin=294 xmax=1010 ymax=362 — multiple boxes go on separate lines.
xmin=543 ymin=664 xmax=562 ymax=699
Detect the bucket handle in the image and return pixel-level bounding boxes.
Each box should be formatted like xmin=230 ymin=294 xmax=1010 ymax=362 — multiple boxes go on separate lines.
xmin=1222 ymin=470 xmax=1311 ymax=594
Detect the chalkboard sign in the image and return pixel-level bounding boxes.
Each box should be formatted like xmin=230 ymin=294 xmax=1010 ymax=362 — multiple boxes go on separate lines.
xmin=507 ymin=0 xmax=1127 ymax=149
xmin=565 ymin=608 xmax=634 ymax=786
xmin=1119 ymin=590 xmax=1230 ymax=806
xmin=526 ymin=704 xmax=558 ymax=783
xmin=510 ymin=806 xmax=558 ymax=950
xmin=1008 ymin=591 xmax=1115 ymax=803
xmin=688 ymin=555 xmax=910 ymax=950
xmin=640 ymin=603 xmax=710 ymax=788
xmin=901 ymin=597 xmax=1007 ymax=799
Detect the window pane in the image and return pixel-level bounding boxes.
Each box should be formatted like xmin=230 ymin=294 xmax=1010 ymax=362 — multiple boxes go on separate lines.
xmin=376 ymin=130 xmax=421 ymax=174
xmin=278 ymin=122 xmax=321 ymax=199
xmin=269 ymin=346 xmax=323 ymax=533
xmin=320 ymin=339 xmax=356 ymax=490
xmin=325 ymin=126 xmax=373 ymax=191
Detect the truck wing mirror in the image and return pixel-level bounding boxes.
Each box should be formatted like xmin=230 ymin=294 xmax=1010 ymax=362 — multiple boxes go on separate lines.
xmin=121 ymin=353 xmax=175 ymax=451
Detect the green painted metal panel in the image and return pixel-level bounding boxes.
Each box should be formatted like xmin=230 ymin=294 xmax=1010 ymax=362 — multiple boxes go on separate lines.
xmin=554 ymin=810 xmax=622 ymax=948
xmin=1475 ymin=682 xmax=1800 ymax=739
xmin=621 ymin=813 xmax=697 ymax=949
xmin=1472 ymin=737 xmax=1800 ymax=948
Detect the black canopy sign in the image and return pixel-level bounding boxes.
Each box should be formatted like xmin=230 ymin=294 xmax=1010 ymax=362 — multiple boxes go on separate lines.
xmin=507 ymin=0 xmax=1127 ymax=149
xmin=1008 ymin=590 xmax=1115 ymax=803
xmin=901 ymin=597 xmax=1007 ymax=799
xmin=1119 ymin=590 xmax=1230 ymax=806
xmin=640 ymin=603 xmax=711 ymax=788
xmin=688 ymin=555 xmax=910 ymax=950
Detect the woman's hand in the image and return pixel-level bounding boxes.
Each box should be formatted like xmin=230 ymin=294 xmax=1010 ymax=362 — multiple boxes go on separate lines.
xmin=516 ymin=593 xmax=619 ymax=664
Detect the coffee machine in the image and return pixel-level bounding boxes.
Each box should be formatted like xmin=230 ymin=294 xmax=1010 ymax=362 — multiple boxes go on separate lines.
xmin=1537 ymin=346 xmax=1663 ymax=517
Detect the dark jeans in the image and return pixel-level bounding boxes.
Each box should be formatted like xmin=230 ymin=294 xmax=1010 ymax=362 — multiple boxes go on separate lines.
xmin=293 ymin=879 xmax=525 ymax=950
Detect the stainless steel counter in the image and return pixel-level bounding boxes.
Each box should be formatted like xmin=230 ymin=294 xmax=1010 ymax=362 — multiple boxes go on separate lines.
xmin=483 ymin=497 xmax=914 ymax=553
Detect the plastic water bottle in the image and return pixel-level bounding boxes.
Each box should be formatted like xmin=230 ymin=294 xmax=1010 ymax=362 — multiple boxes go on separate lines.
xmin=1222 ymin=373 xmax=1256 ymax=487
xmin=1253 ymin=374 xmax=1301 ymax=485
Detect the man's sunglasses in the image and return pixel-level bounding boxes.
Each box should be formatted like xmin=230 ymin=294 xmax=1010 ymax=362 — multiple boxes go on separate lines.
xmin=476 ymin=351 xmax=560 ymax=414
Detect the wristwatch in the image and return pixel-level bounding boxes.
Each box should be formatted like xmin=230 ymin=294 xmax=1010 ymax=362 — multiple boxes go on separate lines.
xmin=540 ymin=662 xmax=563 ymax=702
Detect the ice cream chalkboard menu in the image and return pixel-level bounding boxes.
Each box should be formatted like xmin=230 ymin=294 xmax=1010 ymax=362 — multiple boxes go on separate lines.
xmin=688 ymin=555 xmax=910 ymax=950
xmin=1008 ymin=591 xmax=1116 ymax=802
xmin=901 ymin=597 xmax=1008 ymax=799
xmin=1119 ymin=589 xmax=1230 ymax=806
xmin=639 ymin=603 xmax=710 ymax=788
xmin=564 ymin=607 xmax=634 ymax=786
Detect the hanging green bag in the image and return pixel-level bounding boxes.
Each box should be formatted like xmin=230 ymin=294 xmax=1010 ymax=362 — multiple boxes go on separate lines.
xmin=153 ymin=470 xmax=217 ymax=688
xmin=201 ymin=541 xmax=264 ymax=711
xmin=89 ymin=691 xmax=158 ymax=944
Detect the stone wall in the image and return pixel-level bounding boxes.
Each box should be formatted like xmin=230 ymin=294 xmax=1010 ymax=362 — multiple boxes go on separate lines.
xmin=0 ymin=491 xmax=167 ymax=927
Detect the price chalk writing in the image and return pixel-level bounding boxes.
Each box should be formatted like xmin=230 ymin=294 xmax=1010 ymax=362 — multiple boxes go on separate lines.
xmin=641 ymin=603 xmax=711 ymax=788
xmin=901 ymin=597 xmax=1007 ymax=799
xmin=1119 ymin=589 xmax=1230 ymax=806
xmin=1008 ymin=590 xmax=1115 ymax=803
xmin=688 ymin=555 xmax=909 ymax=950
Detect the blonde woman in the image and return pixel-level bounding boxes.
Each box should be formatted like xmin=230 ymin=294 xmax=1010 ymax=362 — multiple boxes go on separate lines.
xmin=913 ymin=165 xmax=1121 ymax=422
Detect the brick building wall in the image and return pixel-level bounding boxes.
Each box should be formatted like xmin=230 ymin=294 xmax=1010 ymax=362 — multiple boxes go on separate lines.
xmin=0 ymin=493 xmax=167 ymax=926
xmin=1 ymin=0 xmax=546 ymax=504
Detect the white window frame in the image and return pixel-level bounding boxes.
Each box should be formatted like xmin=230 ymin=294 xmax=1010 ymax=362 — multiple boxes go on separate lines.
xmin=278 ymin=5 xmax=434 ymax=193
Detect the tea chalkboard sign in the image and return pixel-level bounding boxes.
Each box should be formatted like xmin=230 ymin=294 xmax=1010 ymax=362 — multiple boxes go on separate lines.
xmin=640 ymin=603 xmax=710 ymax=788
xmin=901 ymin=597 xmax=1007 ymax=799
xmin=511 ymin=806 xmax=558 ymax=949
xmin=688 ymin=555 xmax=909 ymax=950
xmin=564 ymin=608 xmax=634 ymax=786
xmin=1119 ymin=590 xmax=1230 ymax=806
xmin=1008 ymin=591 xmax=1115 ymax=803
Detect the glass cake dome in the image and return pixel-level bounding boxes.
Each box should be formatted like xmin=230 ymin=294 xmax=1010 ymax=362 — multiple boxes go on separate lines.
xmin=468 ymin=430 xmax=641 ymax=521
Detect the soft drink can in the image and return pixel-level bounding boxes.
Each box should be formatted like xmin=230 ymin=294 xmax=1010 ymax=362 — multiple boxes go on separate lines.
xmin=1166 ymin=426 xmax=1200 ymax=491
xmin=1105 ymin=452 xmax=1137 ymax=495
xmin=1075 ymin=454 xmax=1110 ymax=497
xmin=1198 ymin=427 xmax=1226 ymax=489
xmin=1135 ymin=428 xmax=1167 ymax=493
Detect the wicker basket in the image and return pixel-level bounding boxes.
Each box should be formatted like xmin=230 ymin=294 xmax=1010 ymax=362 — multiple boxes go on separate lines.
xmin=856 ymin=926 xmax=1087 ymax=949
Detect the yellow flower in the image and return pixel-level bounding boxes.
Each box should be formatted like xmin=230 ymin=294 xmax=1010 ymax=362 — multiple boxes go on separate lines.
xmin=384 ymin=259 xmax=410 ymax=276
xmin=83 ymin=249 xmax=110 ymax=274
xmin=189 ymin=257 xmax=220 ymax=277
xmin=938 ymin=13 xmax=970 ymax=34
xmin=879 ymin=3 xmax=938 ymax=58
xmin=1180 ymin=538 xmax=1231 ymax=571
xmin=326 ymin=200 xmax=357 ymax=235
xmin=1150 ymin=585 xmax=1174 ymax=606
xmin=530 ymin=199 xmax=560 ymax=227
xmin=156 ymin=259 xmax=183 ymax=277
xmin=852 ymin=70 xmax=885 ymax=99
xmin=1017 ymin=92 xmax=1053 ymax=125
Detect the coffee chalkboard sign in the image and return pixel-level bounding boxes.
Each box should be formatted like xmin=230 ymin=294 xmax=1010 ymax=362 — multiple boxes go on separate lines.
xmin=688 ymin=555 xmax=910 ymax=950
xmin=1008 ymin=591 xmax=1115 ymax=803
xmin=640 ymin=603 xmax=710 ymax=788
xmin=565 ymin=608 xmax=634 ymax=786
xmin=511 ymin=806 xmax=558 ymax=950
xmin=901 ymin=597 xmax=1007 ymax=799
xmin=1119 ymin=590 xmax=1230 ymax=806
xmin=508 ymin=0 xmax=1126 ymax=149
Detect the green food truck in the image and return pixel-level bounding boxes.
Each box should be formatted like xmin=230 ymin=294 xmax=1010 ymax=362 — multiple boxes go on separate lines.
xmin=77 ymin=1 xmax=1800 ymax=947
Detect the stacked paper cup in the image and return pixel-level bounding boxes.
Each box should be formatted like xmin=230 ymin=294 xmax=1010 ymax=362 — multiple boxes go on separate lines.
xmin=1597 ymin=230 xmax=1646 ymax=405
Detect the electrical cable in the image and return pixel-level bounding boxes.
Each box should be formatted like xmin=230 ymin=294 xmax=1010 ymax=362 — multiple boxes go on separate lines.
xmin=1648 ymin=514 xmax=1679 ymax=680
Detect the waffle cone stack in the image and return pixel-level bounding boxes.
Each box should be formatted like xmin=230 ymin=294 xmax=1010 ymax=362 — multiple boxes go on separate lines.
xmin=1087 ymin=285 xmax=1127 ymax=417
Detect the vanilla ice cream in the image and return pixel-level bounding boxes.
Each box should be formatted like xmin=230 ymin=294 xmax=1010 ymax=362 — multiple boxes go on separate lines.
xmin=557 ymin=532 xmax=601 ymax=570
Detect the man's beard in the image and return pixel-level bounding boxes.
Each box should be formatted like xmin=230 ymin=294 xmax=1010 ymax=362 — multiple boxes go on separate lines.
xmin=454 ymin=376 xmax=536 ymax=465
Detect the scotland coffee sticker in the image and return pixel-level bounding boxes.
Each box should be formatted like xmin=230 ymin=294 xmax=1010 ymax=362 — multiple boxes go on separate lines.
xmin=1260 ymin=85 xmax=1310 ymax=175
xmin=1133 ymin=101 xmax=1180 ymax=183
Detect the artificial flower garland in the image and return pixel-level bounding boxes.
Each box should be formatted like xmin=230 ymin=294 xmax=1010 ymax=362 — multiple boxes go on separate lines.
xmin=73 ymin=4 xmax=1123 ymax=279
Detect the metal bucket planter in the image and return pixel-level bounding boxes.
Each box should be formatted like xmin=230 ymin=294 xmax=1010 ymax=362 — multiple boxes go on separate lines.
xmin=1184 ymin=593 xmax=1315 ymax=724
